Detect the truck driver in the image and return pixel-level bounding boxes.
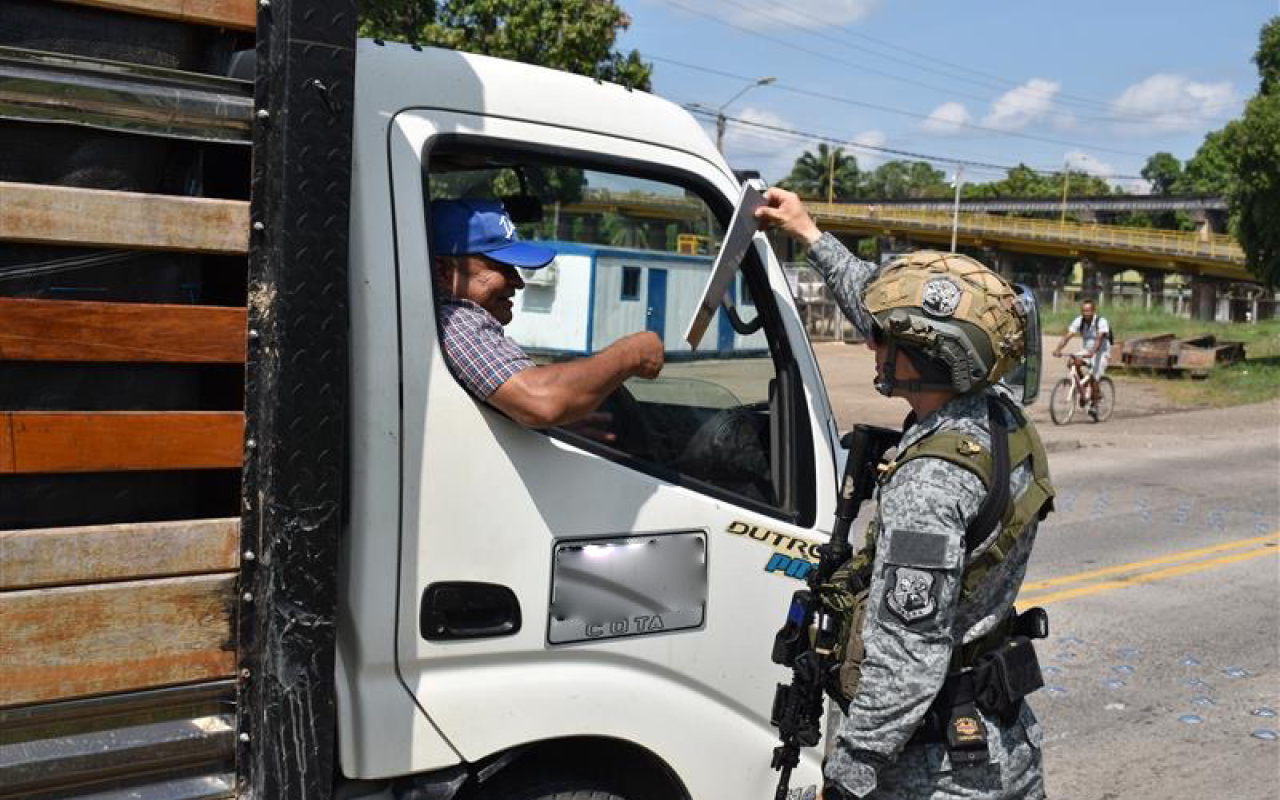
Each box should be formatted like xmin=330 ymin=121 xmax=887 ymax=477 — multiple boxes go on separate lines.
xmin=431 ymin=198 xmax=665 ymax=430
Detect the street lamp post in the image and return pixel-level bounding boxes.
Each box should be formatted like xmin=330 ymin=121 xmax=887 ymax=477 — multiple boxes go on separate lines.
xmin=714 ymin=76 xmax=775 ymax=153
xmin=1059 ymin=158 xmax=1071 ymax=224
xmin=950 ymin=165 xmax=965 ymax=253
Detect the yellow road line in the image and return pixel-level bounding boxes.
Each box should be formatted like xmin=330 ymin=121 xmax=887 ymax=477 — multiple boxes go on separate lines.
xmin=1019 ymin=544 xmax=1279 ymax=607
xmin=1020 ymin=531 xmax=1280 ymax=592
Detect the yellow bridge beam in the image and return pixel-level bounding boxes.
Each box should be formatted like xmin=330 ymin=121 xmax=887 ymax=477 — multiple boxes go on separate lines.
xmin=806 ymin=203 xmax=1249 ymax=281
xmin=560 ymin=193 xmax=1254 ymax=283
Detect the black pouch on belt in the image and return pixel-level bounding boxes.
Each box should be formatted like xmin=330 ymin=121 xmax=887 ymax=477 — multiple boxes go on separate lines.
xmin=974 ymin=635 xmax=1044 ymax=724
xmin=945 ymin=701 xmax=989 ymax=766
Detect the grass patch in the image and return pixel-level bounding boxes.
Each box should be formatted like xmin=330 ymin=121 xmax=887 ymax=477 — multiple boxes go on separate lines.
xmin=1042 ymin=305 xmax=1280 ymax=408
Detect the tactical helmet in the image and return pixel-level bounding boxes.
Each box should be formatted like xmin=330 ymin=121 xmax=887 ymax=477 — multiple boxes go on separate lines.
xmin=862 ymin=250 xmax=1026 ymax=397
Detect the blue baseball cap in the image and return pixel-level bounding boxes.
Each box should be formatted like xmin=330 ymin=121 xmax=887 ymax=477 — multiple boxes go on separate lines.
xmin=430 ymin=199 xmax=556 ymax=269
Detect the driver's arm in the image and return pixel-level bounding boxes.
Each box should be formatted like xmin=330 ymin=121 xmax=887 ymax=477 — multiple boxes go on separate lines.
xmin=489 ymin=331 xmax=663 ymax=429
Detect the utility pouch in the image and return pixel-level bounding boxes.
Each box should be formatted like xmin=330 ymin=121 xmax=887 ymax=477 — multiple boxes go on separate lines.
xmin=819 ymin=557 xmax=872 ymax=710
xmin=945 ymin=701 xmax=989 ymax=766
xmin=974 ymin=636 xmax=1044 ymax=724
xmin=1011 ymin=606 xmax=1049 ymax=640
xmin=833 ymin=586 xmax=870 ymax=707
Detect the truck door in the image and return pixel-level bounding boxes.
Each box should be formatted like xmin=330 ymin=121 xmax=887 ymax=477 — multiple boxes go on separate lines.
xmin=373 ymin=108 xmax=842 ymax=798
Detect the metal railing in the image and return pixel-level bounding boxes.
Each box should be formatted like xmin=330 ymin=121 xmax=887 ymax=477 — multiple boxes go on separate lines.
xmin=808 ymin=203 xmax=1245 ymax=266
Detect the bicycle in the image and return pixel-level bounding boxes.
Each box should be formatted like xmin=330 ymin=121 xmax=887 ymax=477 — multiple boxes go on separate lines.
xmin=1049 ymin=354 xmax=1115 ymax=425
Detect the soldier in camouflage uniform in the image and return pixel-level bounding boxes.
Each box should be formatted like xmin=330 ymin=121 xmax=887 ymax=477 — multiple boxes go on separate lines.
xmin=756 ymin=188 xmax=1052 ymax=800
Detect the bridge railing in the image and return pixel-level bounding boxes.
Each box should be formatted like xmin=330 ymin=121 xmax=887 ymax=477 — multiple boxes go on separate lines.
xmin=808 ymin=203 xmax=1244 ymax=264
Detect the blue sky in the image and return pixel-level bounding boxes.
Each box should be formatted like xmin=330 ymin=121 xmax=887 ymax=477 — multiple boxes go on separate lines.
xmin=616 ymin=1 xmax=1273 ymax=191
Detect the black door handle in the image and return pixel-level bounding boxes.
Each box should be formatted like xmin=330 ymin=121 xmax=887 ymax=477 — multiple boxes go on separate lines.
xmin=420 ymin=582 xmax=522 ymax=641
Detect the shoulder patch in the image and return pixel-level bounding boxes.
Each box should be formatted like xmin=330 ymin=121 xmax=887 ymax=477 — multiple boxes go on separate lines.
xmin=884 ymin=566 xmax=938 ymax=623
xmin=885 ymin=529 xmax=952 ymax=568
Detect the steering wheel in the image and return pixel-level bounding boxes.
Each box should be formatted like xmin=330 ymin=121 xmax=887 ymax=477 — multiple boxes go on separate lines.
xmin=676 ymin=405 xmax=773 ymax=502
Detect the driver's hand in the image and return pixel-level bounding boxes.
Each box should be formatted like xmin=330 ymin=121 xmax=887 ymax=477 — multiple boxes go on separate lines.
xmin=562 ymin=411 xmax=616 ymax=444
xmin=616 ymin=331 xmax=664 ymax=379
xmin=754 ymin=187 xmax=822 ymax=246
xmin=1052 ymin=349 xmax=1061 ymax=357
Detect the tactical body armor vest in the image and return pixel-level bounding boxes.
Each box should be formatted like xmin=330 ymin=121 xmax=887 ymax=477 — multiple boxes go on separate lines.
xmin=821 ymin=397 xmax=1055 ymax=706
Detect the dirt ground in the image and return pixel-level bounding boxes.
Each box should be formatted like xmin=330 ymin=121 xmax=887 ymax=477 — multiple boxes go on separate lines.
xmin=811 ymin=337 xmax=1280 ymax=453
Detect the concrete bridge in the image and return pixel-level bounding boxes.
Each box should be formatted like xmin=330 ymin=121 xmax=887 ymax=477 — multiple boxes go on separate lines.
xmin=561 ymin=189 xmax=1257 ymax=320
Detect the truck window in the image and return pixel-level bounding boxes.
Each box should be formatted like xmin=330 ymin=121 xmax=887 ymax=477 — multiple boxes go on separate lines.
xmin=425 ymin=149 xmax=811 ymax=521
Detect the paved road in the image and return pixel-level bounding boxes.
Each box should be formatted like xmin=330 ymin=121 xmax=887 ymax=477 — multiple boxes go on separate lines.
xmin=1023 ymin=406 xmax=1279 ymax=800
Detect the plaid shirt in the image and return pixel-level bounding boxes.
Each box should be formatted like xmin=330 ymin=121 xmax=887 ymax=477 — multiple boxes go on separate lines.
xmin=437 ymin=298 xmax=534 ymax=399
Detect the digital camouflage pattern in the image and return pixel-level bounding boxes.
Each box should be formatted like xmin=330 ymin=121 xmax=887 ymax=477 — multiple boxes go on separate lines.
xmin=808 ymin=235 xmax=1046 ymax=799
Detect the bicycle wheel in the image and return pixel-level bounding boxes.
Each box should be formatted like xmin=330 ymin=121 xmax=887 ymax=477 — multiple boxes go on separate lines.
xmin=1094 ymin=376 xmax=1116 ymax=422
xmin=1049 ymin=378 xmax=1076 ymax=425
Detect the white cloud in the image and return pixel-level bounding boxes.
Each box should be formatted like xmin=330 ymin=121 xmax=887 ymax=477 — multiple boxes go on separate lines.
xmin=983 ymin=78 xmax=1063 ymax=130
xmin=1063 ymin=150 xmax=1147 ymax=193
xmin=1110 ymin=74 xmax=1237 ymax=131
xmin=922 ymin=102 xmax=971 ymax=135
xmin=1064 ymin=150 xmax=1114 ymax=177
xmin=734 ymin=0 xmax=880 ymax=29
xmin=850 ymin=129 xmax=888 ymax=168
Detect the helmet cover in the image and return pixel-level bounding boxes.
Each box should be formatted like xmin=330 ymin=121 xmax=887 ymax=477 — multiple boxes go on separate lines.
xmin=863 ymin=251 xmax=1025 ymax=393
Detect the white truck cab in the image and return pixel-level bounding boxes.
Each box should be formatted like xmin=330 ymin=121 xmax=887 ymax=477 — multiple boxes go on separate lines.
xmin=337 ymin=40 xmax=845 ymax=800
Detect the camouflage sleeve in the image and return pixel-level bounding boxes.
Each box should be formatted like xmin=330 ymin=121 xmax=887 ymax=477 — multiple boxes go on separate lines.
xmin=823 ymin=457 xmax=985 ymax=798
xmin=806 ymin=232 xmax=880 ymax=338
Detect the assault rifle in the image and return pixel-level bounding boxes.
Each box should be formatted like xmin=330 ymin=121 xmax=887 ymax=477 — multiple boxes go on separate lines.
xmin=769 ymin=423 xmax=902 ymax=800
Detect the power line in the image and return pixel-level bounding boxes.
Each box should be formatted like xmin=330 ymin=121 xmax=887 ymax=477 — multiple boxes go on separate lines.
xmin=716 ymin=0 xmax=1245 ymax=123
xmin=652 ymin=0 xmax=1051 ymax=119
xmin=647 ymin=53 xmax=1153 ymax=158
xmin=686 ymin=106 xmax=1151 ymax=183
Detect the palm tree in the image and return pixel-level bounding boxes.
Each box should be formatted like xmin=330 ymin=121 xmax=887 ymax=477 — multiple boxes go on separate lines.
xmin=779 ymin=144 xmax=860 ymax=201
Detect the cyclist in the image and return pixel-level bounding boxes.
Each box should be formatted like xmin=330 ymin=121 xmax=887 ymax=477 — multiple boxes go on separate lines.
xmin=1052 ymin=299 xmax=1110 ymax=420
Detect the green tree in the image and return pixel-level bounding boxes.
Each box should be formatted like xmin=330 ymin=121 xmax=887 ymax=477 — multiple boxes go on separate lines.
xmin=1142 ymin=152 xmax=1182 ymax=194
xmin=358 ymin=0 xmax=651 ymax=90
xmin=1229 ymin=16 xmax=1280 ymax=285
xmin=1256 ymin=15 xmax=1280 ymax=94
xmin=1175 ymin=128 xmax=1237 ymax=195
xmin=779 ymin=144 xmax=860 ymax=201
xmin=861 ymin=160 xmax=947 ymax=199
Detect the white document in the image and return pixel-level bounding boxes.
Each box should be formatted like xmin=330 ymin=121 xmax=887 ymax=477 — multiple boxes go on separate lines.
xmin=683 ymin=182 xmax=766 ymax=349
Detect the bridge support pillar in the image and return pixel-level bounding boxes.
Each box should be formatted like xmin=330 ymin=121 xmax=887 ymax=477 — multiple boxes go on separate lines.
xmin=877 ymin=236 xmax=905 ymax=262
xmin=1142 ymin=270 xmax=1166 ymax=312
xmin=1079 ymin=259 xmax=1100 ymax=300
xmin=1190 ymin=275 xmax=1220 ymax=321
xmin=982 ymin=249 xmax=1014 ymax=280
xmin=1079 ymin=260 xmax=1118 ymax=305
xmin=1099 ymin=265 xmax=1120 ymax=307
xmin=1194 ymin=209 xmax=1228 ymax=241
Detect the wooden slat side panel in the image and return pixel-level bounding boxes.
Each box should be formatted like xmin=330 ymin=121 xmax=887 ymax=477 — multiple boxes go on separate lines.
xmin=0 ymin=574 xmax=237 ymax=707
xmin=0 ymin=518 xmax=240 ymax=590
xmin=0 ymin=415 xmax=13 ymax=473
xmin=0 ymin=412 xmax=243 ymax=473
xmin=0 ymin=298 xmax=247 ymax=364
xmin=51 ymin=0 xmax=256 ymax=31
xmin=0 ymin=182 xmax=249 ymax=255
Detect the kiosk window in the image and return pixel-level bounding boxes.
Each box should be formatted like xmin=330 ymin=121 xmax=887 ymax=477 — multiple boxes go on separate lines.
xmin=621 ymin=266 xmax=641 ymax=301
